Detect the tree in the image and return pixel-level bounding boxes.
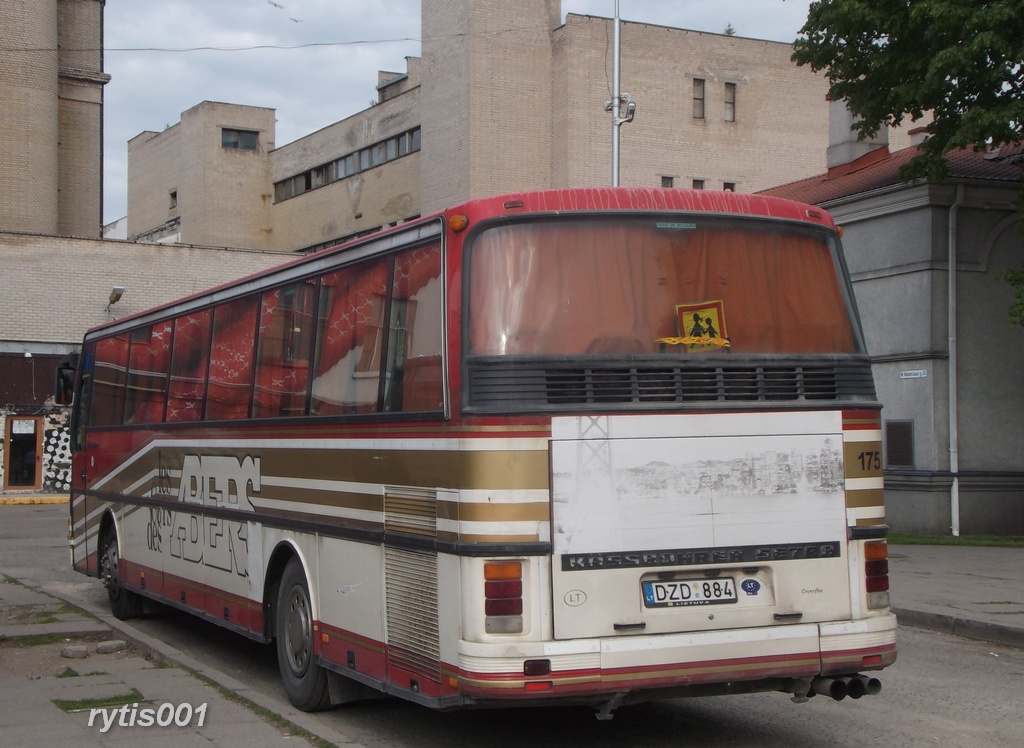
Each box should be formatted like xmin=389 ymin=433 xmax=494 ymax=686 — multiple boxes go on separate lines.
xmin=791 ymin=0 xmax=1024 ymax=323
xmin=793 ymin=0 xmax=1023 ymax=180
xmin=724 ymin=23 xmax=736 ymax=36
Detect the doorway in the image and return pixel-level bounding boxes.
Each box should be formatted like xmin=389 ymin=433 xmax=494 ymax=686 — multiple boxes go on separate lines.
xmin=3 ymin=416 xmax=43 ymax=491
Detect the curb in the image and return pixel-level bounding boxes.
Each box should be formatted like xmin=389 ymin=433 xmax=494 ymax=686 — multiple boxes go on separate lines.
xmin=893 ymin=606 xmax=1024 ymax=650
xmin=34 ymin=581 xmax=365 ymax=748
xmin=0 ymin=495 xmax=68 ymax=505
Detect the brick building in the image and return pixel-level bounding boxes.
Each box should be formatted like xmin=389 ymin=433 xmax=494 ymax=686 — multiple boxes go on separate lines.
xmin=126 ymin=1 xmax=926 ymax=253
xmin=0 ymin=2 xmax=289 ymax=494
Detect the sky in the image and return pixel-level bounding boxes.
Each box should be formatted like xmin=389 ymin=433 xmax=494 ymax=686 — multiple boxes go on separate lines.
xmin=102 ymin=0 xmax=814 ymax=224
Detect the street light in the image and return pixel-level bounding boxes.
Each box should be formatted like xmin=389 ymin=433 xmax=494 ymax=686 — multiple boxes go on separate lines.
xmin=605 ymin=0 xmax=636 ymax=186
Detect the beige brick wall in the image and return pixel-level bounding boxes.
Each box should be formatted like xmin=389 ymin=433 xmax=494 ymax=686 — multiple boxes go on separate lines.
xmin=0 ymin=232 xmax=290 ymax=346
xmin=0 ymin=0 xmax=60 ymax=234
xmin=128 ymin=102 xmax=276 ymax=249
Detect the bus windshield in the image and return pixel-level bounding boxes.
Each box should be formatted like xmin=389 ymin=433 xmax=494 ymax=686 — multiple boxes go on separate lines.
xmin=467 ymin=216 xmax=862 ymax=357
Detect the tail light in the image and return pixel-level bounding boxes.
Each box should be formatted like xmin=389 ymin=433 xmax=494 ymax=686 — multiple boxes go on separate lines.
xmin=484 ymin=561 xmax=523 ymax=634
xmin=864 ymin=541 xmax=890 ymax=609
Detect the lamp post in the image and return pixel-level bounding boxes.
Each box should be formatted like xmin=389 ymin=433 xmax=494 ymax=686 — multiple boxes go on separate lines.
xmin=605 ymin=0 xmax=635 ymax=186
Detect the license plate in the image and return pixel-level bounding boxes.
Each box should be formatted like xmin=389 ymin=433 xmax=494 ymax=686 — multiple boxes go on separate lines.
xmin=642 ymin=578 xmax=737 ymax=608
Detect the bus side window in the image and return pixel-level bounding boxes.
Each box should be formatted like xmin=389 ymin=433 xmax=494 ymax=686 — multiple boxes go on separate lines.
xmin=207 ymin=297 xmax=259 ymax=421
xmin=384 ymin=243 xmax=443 ymax=412
xmin=253 ymin=281 xmax=317 ymax=418
xmin=168 ymin=309 xmax=213 ymax=422
xmin=124 ymin=322 xmax=172 ymax=424
xmin=311 ymin=259 xmax=389 ymax=415
xmin=90 ymin=333 xmax=130 ymax=427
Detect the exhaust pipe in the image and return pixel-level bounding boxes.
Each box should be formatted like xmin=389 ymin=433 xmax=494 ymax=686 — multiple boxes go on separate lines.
xmin=810 ymin=676 xmax=848 ymax=701
xmin=840 ymin=676 xmax=866 ymax=699
xmin=855 ymin=674 xmax=882 ymax=696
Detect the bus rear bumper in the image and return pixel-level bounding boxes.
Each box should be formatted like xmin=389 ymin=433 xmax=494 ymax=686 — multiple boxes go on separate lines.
xmin=455 ymin=614 xmax=897 ymax=702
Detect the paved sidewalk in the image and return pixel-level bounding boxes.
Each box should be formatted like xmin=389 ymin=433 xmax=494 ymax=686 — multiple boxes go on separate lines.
xmin=0 ymin=576 xmax=363 ymax=747
xmin=889 ymin=543 xmax=1024 ymax=648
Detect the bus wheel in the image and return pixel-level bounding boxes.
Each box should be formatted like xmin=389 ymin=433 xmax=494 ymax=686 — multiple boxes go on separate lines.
xmin=276 ymin=557 xmax=331 ymax=711
xmin=100 ymin=528 xmax=143 ymax=620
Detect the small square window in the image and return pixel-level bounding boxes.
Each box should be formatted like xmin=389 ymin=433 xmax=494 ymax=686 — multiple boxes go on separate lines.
xmin=723 ymin=182 xmax=736 ymax=192
xmin=692 ymin=179 xmax=705 ymax=190
xmin=222 ymin=128 xmax=259 ymax=151
xmin=661 ymin=176 xmax=675 ymax=189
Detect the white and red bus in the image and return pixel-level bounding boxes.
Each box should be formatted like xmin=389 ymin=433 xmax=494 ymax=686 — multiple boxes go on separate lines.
xmin=62 ymin=188 xmax=894 ymax=716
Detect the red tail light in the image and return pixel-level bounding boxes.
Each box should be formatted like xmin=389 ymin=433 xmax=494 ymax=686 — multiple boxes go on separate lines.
xmin=484 ymin=561 xmax=524 ymax=633
xmin=864 ymin=542 xmax=890 ymax=607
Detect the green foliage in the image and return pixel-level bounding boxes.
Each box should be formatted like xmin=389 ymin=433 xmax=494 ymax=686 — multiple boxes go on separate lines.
xmin=792 ymin=1 xmax=1024 ymax=326
xmin=792 ymin=0 xmax=1024 ymax=182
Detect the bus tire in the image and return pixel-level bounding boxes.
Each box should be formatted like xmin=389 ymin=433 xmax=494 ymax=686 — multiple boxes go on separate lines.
xmin=276 ymin=557 xmax=331 ymax=711
xmin=100 ymin=527 xmax=143 ymax=620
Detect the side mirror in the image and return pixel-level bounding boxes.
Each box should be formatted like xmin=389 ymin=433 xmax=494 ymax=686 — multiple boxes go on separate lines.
xmin=55 ymin=352 xmax=78 ymax=405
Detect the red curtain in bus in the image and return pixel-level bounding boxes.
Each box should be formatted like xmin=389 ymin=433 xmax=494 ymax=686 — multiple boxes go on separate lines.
xmin=90 ymin=333 xmax=130 ymax=426
xmin=207 ymin=298 xmax=259 ymax=420
xmin=167 ymin=309 xmax=213 ymax=422
xmin=253 ymin=283 xmax=316 ymax=418
xmin=468 ymin=223 xmax=857 ymax=356
xmin=125 ymin=321 xmax=172 ymax=424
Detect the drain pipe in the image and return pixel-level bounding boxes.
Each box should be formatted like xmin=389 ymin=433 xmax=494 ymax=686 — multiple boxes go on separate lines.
xmin=948 ymin=184 xmax=964 ymax=536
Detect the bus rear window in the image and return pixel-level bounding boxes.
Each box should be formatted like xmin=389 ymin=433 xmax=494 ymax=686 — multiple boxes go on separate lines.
xmin=467 ymin=218 xmax=862 ymax=357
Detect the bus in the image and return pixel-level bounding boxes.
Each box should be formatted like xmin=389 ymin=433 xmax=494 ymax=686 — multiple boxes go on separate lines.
xmin=61 ymin=188 xmax=894 ymax=717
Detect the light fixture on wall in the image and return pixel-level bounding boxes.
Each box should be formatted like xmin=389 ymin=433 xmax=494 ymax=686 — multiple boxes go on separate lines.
xmin=107 ymin=286 xmax=126 ymax=307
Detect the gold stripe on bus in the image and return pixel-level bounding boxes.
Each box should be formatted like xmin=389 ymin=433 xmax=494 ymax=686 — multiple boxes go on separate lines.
xmin=437 ymin=500 xmax=550 ymax=523
xmin=855 ymin=517 xmax=888 ymax=527
xmin=843 ymin=441 xmax=882 ymax=480
xmin=262 ymin=448 xmax=550 ymax=492
xmin=845 ymin=488 xmax=885 ymax=509
xmin=437 ymin=530 xmax=543 ymax=544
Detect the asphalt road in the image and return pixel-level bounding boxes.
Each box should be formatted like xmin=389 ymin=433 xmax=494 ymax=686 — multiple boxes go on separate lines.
xmin=4 ymin=503 xmax=1023 ymax=748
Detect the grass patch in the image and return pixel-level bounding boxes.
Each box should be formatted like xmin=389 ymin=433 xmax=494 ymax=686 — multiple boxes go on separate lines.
xmin=889 ymin=533 xmax=1024 ymax=548
xmin=1 ymin=632 xmax=67 ymax=648
xmin=53 ymin=687 xmax=145 ymax=713
xmin=58 ymin=666 xmax=79 ymax=678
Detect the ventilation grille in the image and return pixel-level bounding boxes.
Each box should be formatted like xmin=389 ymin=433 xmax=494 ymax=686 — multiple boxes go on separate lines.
xmin=384 ymin=546 xmax=441 ymax=683
xmin=384 ymin=486 xmax=437 ymax=537
xmin=466 ymin=358 xmax=876 ymax=411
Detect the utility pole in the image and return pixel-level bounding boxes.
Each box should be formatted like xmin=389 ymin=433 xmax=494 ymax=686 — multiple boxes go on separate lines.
xmin=605 ymin=0 xmax=636 ymax=186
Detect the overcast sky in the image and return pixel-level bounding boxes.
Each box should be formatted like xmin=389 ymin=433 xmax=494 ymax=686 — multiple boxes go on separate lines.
xmin=102 ymin=1 xmax=813 ymax=224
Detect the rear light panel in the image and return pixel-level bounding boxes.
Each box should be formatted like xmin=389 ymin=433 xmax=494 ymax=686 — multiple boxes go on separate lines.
xmin=864 ymin=541 xmax=890 ymax=609
xmin=484 ymin=560 xmax=524 ymax=634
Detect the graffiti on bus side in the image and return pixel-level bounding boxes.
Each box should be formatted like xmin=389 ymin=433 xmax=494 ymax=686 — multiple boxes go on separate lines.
xmin=178 ymin=454 xmax=261 ymax=509
xmin=144 ymin=454 xmax=262 ymax=578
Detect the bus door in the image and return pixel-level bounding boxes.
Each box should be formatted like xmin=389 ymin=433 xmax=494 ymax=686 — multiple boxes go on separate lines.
xmin=549 ymin=411 xmax=852 ymax=641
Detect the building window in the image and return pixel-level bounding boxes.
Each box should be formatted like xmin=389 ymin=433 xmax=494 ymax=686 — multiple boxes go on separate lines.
xmin=272 ymin=127 xmax=422 ymax=204
xmin=723 ymin=182 xmax=736 ymax=192
xmin=724 ymin=83 xmax=736 ymax=122
xmin=692 ymin=78 xmax=705 ymax=119
xmin=885 ymin=421 xmax=915 ymax=468
xmin=661 ymin=176 xmax=675 ymax=188
xmin=222 ymin=128 xmax=259 ymax=150
xmin=169 ymin=190 xmax=177 ymax=209
xmin=692 ymin=179 xmax=705 ymax=190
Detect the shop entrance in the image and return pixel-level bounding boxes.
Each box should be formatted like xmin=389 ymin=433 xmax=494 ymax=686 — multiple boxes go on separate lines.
xmin=3 ymin=416 xmax=43 ymax=491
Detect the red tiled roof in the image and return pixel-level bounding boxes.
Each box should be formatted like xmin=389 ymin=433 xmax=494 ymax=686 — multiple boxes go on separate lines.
xmin=760 ymin=143 xmax=1023 ymax=205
